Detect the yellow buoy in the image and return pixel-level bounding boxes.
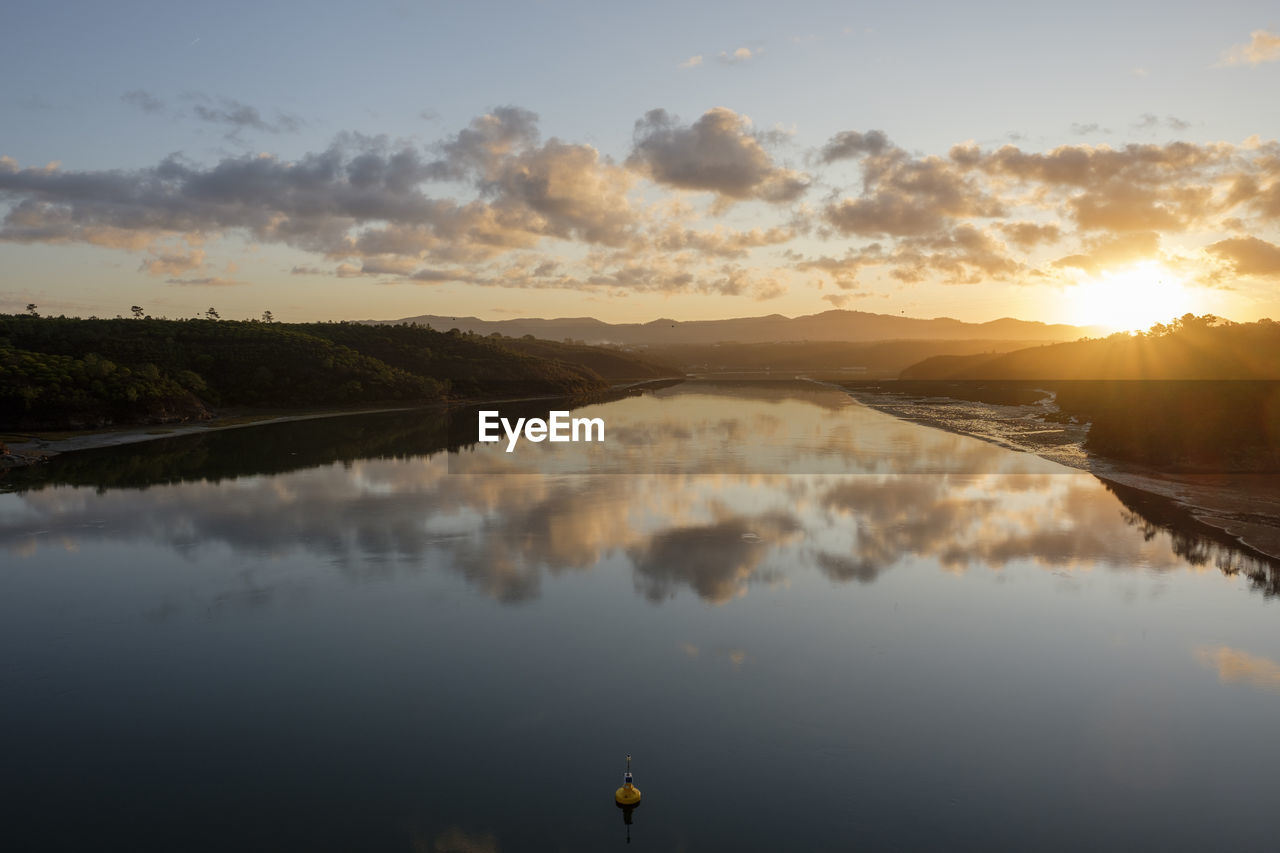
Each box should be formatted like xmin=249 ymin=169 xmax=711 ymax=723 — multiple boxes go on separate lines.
xmin=614 ymin=753 xmax=642 ymax=806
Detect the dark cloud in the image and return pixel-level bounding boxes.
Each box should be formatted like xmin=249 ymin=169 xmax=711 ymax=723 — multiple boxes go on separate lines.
xmin=628 ymin=107 xmax=809 ymax=203
xmin=818 ymin=129 xmax=892 ymax=163
xmin=185 ymin=93 xmax=304 ymax=136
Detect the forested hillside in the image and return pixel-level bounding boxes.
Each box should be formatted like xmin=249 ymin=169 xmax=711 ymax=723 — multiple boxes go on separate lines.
xmin=0 ymin=316 xmax=669 ymax=430
xmin=889 ymin=316 xmax=1280 ymax=471
xmin=899 ymin=315 xmax=1280 ymax=380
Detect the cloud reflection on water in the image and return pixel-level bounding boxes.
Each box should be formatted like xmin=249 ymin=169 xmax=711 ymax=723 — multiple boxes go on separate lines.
xmin=2 ymin=381 xmax=1275 ymax=605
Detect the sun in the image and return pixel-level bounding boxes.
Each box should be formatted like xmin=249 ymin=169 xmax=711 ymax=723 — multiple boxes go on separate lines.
xmin=1061 ymin=261 xmax=1200 ymax=333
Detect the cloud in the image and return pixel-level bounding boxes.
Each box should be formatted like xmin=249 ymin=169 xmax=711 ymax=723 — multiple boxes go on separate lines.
xmin=963 ymin=139 xmax=1240 ymax=235
xmin=649 ymin=223 xmax=795 ymax=257
xmin=629 ymin=513 xmax=798 ymax=603
xmin=1133 ymin=113 xmax=1191 ymax=131
xmin=1206 ymin=236 xmax=1280 ymax=277
xmin=359 ymin=256 xmax=419 ymax=276
xmin=426 ymin=106 xmax=541 ymax=181
xmin=164 ymin=276 xmax=248 ymax=286
xmin=818 ymin=129 xmax=892 ymax=163
xmin=122 ymin=89 xmax=165 ymax=114
xmin=1053 ymin=230 xmax=1161 ymax=274
xmin=878 ymin=225 xmax=1021 ymax=284
xmin=628 ymin=107 xmax=809 ymax=203
xmin=705 ymin=264 xmax=788 ymax=299
xmin=20 ymin=95 xmax=61 ymax=112
xmin=822 ymin=132 xmax=1003 ymax=237
xmin=139 ymin=248 xmax=206 ymax=276
xmin=789 ymin=249 xmax=881 ymax=289
xmin=426 ymin=107 xmax=640 ymax=246
xmin=1220 ymin=29 xmax=1280 ymax=66
xmin=1196 ymin=645 xmax=1280 ymax=692
xmin=716 ymin=46 xmax=756 ymax=64
xmin=1071 ymin=122 xmax=1107 ymax=136
xmin=7 ymin=110 xmax=1280 ymax=301
xmin=0 ymin=119 xmax=639 ymax=273
xmin=793 ymin=225 xmax=1021 ymax=288
xmin=184 ymin=93 xmax=304 ymax=136
xmin=408 ymin=267 xmax=479 ymax=284
xmin=999 ymin=221 xmax=1062 ymax=250
xmin=679 ymin=54 xmax=703 ymax=69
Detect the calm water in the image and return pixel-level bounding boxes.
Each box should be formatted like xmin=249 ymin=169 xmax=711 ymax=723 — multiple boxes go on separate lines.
xmin=2 ymin=380 xmax=1278 ymax=851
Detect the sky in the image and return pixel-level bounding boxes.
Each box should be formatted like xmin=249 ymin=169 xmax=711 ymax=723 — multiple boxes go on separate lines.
xmin=2 ymin=0 xmax=1279 ymax=329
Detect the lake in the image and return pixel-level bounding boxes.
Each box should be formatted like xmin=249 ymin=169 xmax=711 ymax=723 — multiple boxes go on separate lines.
xmin=2 ymin=379 xmax=1278 ymax=851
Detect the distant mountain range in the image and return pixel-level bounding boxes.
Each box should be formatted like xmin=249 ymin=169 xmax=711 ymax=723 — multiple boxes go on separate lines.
xmin=374 ymin=310 xmax=1103 ymax=345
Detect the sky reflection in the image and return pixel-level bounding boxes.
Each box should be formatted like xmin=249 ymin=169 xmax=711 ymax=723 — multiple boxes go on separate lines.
xmin=3 ymin=381 xmax=1270 ymax=606
xmin=4 ymin=382 xmax=1280 ymax=852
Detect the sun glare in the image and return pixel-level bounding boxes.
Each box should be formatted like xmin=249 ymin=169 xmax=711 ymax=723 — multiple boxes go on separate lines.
xmin=1062 ymin=261 xmax=1199 ymax=333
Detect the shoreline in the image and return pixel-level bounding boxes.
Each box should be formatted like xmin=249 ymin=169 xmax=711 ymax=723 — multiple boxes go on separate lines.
xmin=0 ymin=377 xmax=683 ymax=469
xmin=1 ymin=405 xmax=426 ymax=467
xmin=838 ymin=384 xmax=1280 ymax=565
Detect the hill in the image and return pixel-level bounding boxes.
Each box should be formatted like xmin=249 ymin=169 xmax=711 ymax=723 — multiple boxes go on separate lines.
xmin=0 ymin=316 xmax=674 ymax=431
xmin=645 ymin=338 xmax=1055 ymax=376
xmin=377 ymin=309 xmax=1101 ymax=346
xmin=900 ymin=315 xmax=1280 ymax=380
xmin=890 ymin=315 xmax=1280 ymax=471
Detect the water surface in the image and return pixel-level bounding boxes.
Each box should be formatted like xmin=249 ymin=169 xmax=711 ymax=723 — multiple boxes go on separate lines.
xmin=2 ymin=380 xmax=1277 ymax=851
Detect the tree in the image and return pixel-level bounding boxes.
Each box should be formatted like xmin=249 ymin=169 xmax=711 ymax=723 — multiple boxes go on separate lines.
xmin=205 ymin=307 xmax=220 ymax=320
xmin=131 ymin=305 xmax=144 ymax=319
xmin=261 ymin=310 xmax=274 ymax=323
xmin=26 ymin=303 xmax=39 ymax=317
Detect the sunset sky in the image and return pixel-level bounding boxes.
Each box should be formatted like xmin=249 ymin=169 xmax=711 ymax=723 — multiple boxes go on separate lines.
xmin=3 ymin=0 xmax=1279 ymax=328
